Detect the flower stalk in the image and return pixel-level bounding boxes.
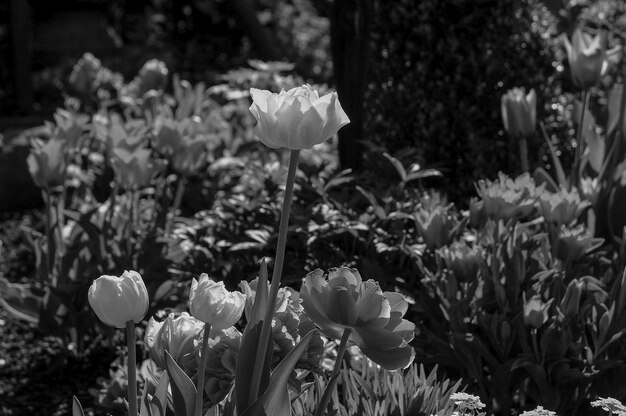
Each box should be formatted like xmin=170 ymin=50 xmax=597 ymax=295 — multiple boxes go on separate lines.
xmin=165 ymin=176 xmax=187 ymax=236
xmin=314 ymin=328 xmax=352 ymax=416
xmin=194 ymin=323 xmax=212 ymax=416
xmin=573 ymin=89 xmax=590 ymax=185
xmin=248 ymin=148 xmax=300 ymax=404
xmin=126 ymin=320 xmax=138 ymax=416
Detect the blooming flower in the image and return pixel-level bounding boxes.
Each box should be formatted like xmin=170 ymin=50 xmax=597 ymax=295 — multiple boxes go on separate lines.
xmin=249 ymin=84 xmax=350 ymax=149
xmin=438 ymin=242 xmax=483 ymax=282
xmin=188 ymin=274 xmax=246 ymax=329
xmin=520 ymin=406 xmax=556 ymax=416
xmin=476 ymin=172 xmax=542 ymax=220
xmin=555 ymin=224 xmax=603 ymax=263
xmin=450 ymin=392 xmax=486 ymax=412
xmin=501 ymin=87 xmax=536 ymax=138
xmin=88 ymin=270 xmax=149 ymax=328
xmin=144 ymin=312 xmax=204 ymax=370
xmin=239 ymin=278 xmax=323 ymax=369
xmin=27 ymin=138 xmax=67 ymax=189
xmin=563 ymin=27 xmax=620 ymax=90
xmin=591 ymin=397 xmax=626 ymax=415
xmin=523 ymin=293 xmax=553 ymax=329
xmin=111 ymin=148 xmax=163 ymax=191
xmin=414 ymin=206 xmax=458 ymax=249
xmin=300 ymin=267 xmax=415 ymax=370
xmin=537 ymin=186 xmax=589 ymax=225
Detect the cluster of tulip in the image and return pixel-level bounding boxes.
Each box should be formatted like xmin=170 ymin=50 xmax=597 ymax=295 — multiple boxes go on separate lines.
xmin=78 ymin=85 xmax=416 ymax=416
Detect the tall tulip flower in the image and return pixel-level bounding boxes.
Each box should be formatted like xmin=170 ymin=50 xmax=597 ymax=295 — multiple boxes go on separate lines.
xmin=188 ymin=274 xmax=245 ymax=416
xmin=563 ymin=28 xmax=618 ymax=91
xmin=88 ymin=270 xmax=149 ymax=416
xmin=249 ymin=84 xmax=350 ymax=150
xmin=301 ymin=267 xmax=415 ymax=370
xmin=27 ymin=137 xmax=67 ymax=189
xmin=88 ymin=270 xmax=149 ymax=328
xmin=501 ymin=87 xmax=536 ymax=172
xmin=144 ymin=312 xmax=204 ymax=370
xmin=501 ymin=88 xmax=536 ymax=138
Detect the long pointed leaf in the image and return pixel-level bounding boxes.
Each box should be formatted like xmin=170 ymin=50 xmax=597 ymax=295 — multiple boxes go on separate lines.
xmin=150 ymin=371 xmax=170 ymax=416
xmin=540 ymin=122 xmax=568 ymax=188
xmin=235 ymin=260 xmax=273 ymax=412
xmin=72 ymin=396 xmax=85 ymax=416
xmin=241 ymin=330 xmax=317 ymax=416
xmin=165 ymin=351 xmax=196 ymax=416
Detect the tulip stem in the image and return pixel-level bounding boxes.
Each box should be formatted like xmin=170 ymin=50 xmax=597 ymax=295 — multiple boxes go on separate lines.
xmin=194 ymin=323 xmax=211 ymax=416
xmin=125 ymin=320 xmax=138 ymax=416
xmin=166 ymin=176 xmax=187 ymax=236
xmin=43 ymin=189 xmax=55 ymax=281
xmin=248 ymin=149 xmax=300 ymax=405
xmin=573 ymin=89 xmax=590 ymax=187
xmin=519 ymin=135 xmax=529 ymax=173
xmin=314 ymin=329 xmax=352 ymax=416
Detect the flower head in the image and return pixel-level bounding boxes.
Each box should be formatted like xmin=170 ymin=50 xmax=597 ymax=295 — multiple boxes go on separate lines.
xmin=188 ymin=274 xmax=246 ymax=329
xmin=563 ymin=28 xmax=620 ymax=90
xmin=27 ymin=138 xmax=67 ymax=189
xmin=537 ymin=186 xmax=589 ymax=225
xmin=476 ymin=172 xmax=541 ymax=220
xmin=111 ymin=148 xmax=163 ymax=191
xmin=450 ymin=392 xmax=486 ymax=412
xmin=501 ymin=87 xmax=536 ymax=138
xmin=300 ymin=267 xmax=415 ymax=370
xmin=249 ymin=85 xmax=350 ymax=149
xmin=591 ymin=397 xmax=626 ymax=415
xmin=414 ymin=206 xmax=459 ymax=249
xmin=144 ymin=312 xmax=204 ymax=370
xmin=439 ymin=242 xmax=483 ymax=282
xmin=523 ymin=293 xmax=553 ymax=329
xmin=520 ymin=406 xmax=556 ymax=416
xmin=88 ymin=270 xmax=149 ymax=328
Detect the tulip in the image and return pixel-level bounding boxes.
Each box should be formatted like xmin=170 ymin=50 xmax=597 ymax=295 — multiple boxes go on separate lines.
xmin=144 ymin=312 xmax=204 ymax=370
xmin=523 ymin=293 xmax=553 ymax=329
xmin=560 ymin=279 xmax=584 ymax=320
xmin=152 ymin=118 xmax=184 ymax=157
xmin=69 ymin=52 xmax=102 ymax=95
xmin=27 ymin=138 xmax=67 ymax=189
xmin=537 ymin=186 xmax=589 ymax=225
xmin=188 ymin=274 xmax=246 ymax=329
xmin=135 ymin=59 xmax=169 ymax=96
xmin=88 ymin=270 xmax=149 ymax=328
xmin=300 ymin=267 xmax=415 ymax=370
xmin=439 ymin=242 xmax=483 ymax=282
xmin=249 ymin=84 xmax=350 ymax=149
xmin=476 ymin=172 xmax=541 ymax=220
xmin=414 ymin=206 xmax=458 ymax=249
xmin=111 ymin=148 xmax=162 ymax=191
xmin=171 ymin=138 xmax=210 ymax=177
xmin=555 ymin=224 xmax=602 ymax=263
xmin=501 ymin=88 xmax=536 ymax=138
xmin=563 ymin=28 xmax=620 ymax=90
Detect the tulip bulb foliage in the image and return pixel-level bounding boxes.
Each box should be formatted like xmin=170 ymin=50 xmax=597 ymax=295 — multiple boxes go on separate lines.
xmin=249 ymin=84 xmax=350 ymax=150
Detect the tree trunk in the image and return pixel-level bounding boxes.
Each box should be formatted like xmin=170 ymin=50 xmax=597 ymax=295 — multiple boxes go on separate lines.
xmin=331 ymin=0 xmax=371 ymax=171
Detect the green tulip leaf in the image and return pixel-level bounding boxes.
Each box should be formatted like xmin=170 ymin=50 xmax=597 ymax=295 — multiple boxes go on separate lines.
xmin=72 ymin=396 xmax=85 ymax=416
xmin=235 ymin=259 xmax=273 ymax=412
xmin=165 ymin=351 xmax=196 ymax=416
xmin=0 ymin=277 xmax=42 ymax=324
xmin=241 ymin=330 xmax=317 ymax=416
xmin=151 ymin=371 xmax=170 ymax=416
xmin=140 ymin=377 xmax=155 ymax=416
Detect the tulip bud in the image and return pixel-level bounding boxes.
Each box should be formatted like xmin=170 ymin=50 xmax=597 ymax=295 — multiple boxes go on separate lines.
xmin=27 ymin=138 xmax=67 ymax=189
xmin=414 ymin=206 xmax=458 ymax=249
xmin=136 ymin=59 xmax=169 ymax=96
xmin=501 ymin=87 xmax=536 ymax=138
xmin=560 ymin=279 xmax=583 ymax=319
xmin=144 ymin=312 xmax=204 ymax=370
xmin=249 ymin=84 xmax=350 ymax=149
xmin=88 ymin=270 xmax=149 ymax=328
xmin=111 ymin=148 xmax=163 ymax=190
xmin=188 ymin=274 xmax=246 ymax=329
xmin=523 ymin=294 xmax=553 ymax=329
xmin=563 ymin=28 xmax=620 ymax=90
xmin=69 ymin=52 xmax=102 ymax=95
xmin=171 ymin=138 xmax=209 ymax=177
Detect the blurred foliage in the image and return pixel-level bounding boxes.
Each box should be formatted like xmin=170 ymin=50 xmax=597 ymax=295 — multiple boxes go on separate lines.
xmin=364 ymin=0 xmax=561 ymax=204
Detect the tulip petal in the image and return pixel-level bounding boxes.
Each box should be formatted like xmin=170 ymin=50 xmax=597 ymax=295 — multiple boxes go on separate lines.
xmin=318 ymin=93 xmax=350 ymax=142
xmin=351 ymin=327 xmax=415 ymax=370
xmin=250 ymin=88 xmax=273 ymax=114
xmin=354 ymin=281 xmax=390 ymax=327
xmin=300 ymin=271 xmax=344 ymax=339
xmin=328 ymin=267 xmax=361 ymax=289
xmin=325 ymin=286 xmax=358 ymax=327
